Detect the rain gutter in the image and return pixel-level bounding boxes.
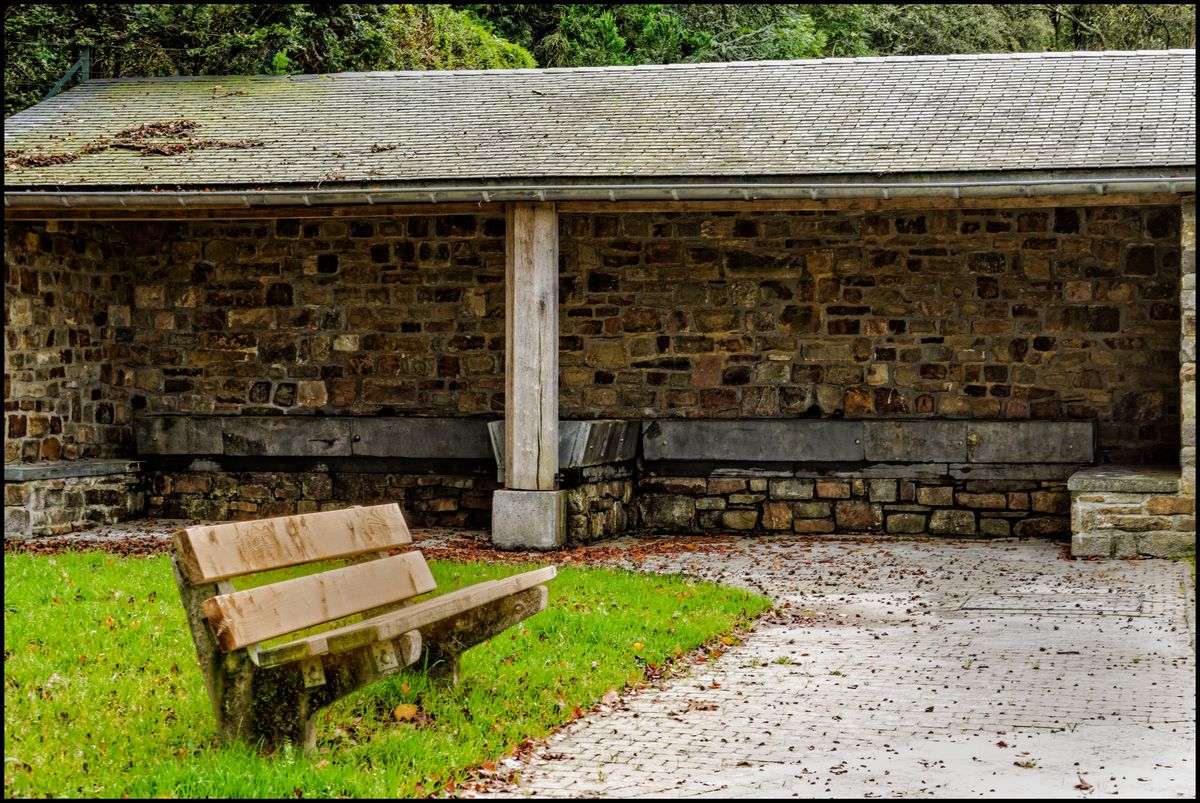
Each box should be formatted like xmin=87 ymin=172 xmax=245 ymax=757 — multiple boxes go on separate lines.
xmin=4 ymin=174 xmax=1195 ymax=209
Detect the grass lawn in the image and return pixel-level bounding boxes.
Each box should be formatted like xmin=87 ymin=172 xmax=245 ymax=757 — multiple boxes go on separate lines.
xmin=3 ymin=549 xmax=771 ymax=798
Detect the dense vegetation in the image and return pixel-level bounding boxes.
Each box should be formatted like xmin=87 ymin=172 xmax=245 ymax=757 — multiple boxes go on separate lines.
xmin=5 ymin=3 xmax=1196 ymax=116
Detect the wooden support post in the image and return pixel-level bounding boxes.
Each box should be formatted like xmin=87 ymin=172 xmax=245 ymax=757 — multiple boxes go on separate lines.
xmin=505 ymin=202 xmax=559 ymax=491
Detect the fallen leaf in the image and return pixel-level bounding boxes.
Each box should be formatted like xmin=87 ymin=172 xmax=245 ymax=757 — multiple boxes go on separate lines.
xmin=1075 ymin=776 xmax=1093 ymax=791
xmin=393 ymin=703 xmax=419 ymax=722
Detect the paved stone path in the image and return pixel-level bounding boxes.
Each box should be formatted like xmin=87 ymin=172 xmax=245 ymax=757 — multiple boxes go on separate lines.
xmin=469 ymin=536 xmax=1195 ymax=799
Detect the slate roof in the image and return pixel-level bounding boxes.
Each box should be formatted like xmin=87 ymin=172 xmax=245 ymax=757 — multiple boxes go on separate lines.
xmin=3 ymin=50 xmax=1195 ymax=191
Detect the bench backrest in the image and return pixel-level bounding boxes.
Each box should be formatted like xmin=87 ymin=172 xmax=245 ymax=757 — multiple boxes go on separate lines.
xmin=172 ymin=503 xmax=436 ymax=652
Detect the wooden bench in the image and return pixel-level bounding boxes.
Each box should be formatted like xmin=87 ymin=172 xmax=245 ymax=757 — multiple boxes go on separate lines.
xmin=170 ymin=503 xmax=555 ymax=750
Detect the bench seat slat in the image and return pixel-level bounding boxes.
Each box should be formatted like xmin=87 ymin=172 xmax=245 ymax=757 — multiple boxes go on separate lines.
xmin=253 ymin=565 xmax=557 ymax=666
xmin=175 ymin=503 xmax=412 ymax=583
xmin=203 ymin=551 xmax=436 ymax=652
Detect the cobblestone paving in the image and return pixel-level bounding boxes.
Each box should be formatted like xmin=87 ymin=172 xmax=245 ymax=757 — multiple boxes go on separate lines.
xmin=471 ymin=536 xmax=1195 ymax=799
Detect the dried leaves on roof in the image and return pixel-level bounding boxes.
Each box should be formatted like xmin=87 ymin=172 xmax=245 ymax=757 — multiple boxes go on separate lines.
xmin=4 ymin=119 xmax=263 ymax=172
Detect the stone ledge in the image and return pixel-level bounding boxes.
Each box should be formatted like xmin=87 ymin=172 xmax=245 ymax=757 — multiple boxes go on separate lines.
xmin=642 ymin=420 xmax=1094 ymax=464
xmin=4 ymin=459 xmax=143 ymax=482
xmin=1067 ymin=466 xmax=1180 ymax=493
xmin=134 ymin=416 xmax=495 ymax=459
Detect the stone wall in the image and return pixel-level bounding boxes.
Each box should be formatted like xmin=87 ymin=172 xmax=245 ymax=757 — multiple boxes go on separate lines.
xmin=565 ymin=463 xmax=636 ymax=544
xmin=4 ymin=461 xmax=144 ymax=538
xmin=145 ymin=463 xmax=496 ymax=529
xmin=4 ymin=223 xmax=135 ymax=462
xmin=3 ymin=201 xmax=1186 ymax=545
xmin=5 ymin=203 xmax=1181 ymax=469
xmin=1070 ymin=467 xmax=1195 ymax=558
xmin=559 ymin=206 xmax=1181 ymax=465
xmin=638 ymin=474 xmax=1070 ymax=538
xmin=1179 ymin=195 xmax=1196 ymax=497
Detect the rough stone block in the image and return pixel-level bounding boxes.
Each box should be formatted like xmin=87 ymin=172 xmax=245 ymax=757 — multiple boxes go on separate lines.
xmin=707 ymin=479 xmax=746 ymax=495
xmin=835 ymin=501 xmax=883 ymax=531
xmin=957 ymin=492 xmax=1007 ymax=509
xmin=979 ymin=518 xmax=1011 ymax=537
xmin=1014 ymin=517 xmax=1069 ymax=538
xmin=1146 ymin=496 xmax=1195 ymax=515
xmin=1071 ymin=532 xmax=1113 ymax=558
xmin=721 ymin=510 xmax=758 ymax=530
xmin=815 ymin=481 xmax=851 ymax=499
xmin=868 ymin=479 xmax=898 ymax=503
xmin=491 ymin=489 xmax=566 ymax=550
xmin=641 ymin=495 xmax=696 ymax=530
xmin=1136 ymin=532 xmax=1196 ymax=558
xmin=762 ymin=502 xmax=792 ymax=530
xmin=793 ymin=501 xmax=832 ymax=519
xmin=770 ymin=479 xmax=814 ymax=500
xmin=929 ymin=509 xmax=976 ymax=534
xmin=887 ymin=513 xmax=926 ymax=534
xmin=1030 ymin=491 xmax=1070 ymax=514
xmin=916 ymin=486 xmax=954 ymax=507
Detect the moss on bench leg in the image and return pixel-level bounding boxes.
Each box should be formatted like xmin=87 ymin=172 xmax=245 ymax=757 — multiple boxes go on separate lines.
xmin=418 ymin=586 xmax=550 ymax=686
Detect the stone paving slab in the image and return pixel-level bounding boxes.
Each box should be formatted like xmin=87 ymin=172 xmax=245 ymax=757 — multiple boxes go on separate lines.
xmin=471 ymin=536 xmax=1195 ymax=799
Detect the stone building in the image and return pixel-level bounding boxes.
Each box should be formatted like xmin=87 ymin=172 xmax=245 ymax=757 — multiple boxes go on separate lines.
xmin=4 ymin=51 xmax=1195 ymax=557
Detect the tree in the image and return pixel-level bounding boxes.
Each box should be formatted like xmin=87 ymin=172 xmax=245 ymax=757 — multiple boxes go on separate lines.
xmin=1040 ymin=4 xmax=1196 ymax=50
xmin=4 ymin=3 xmax=534 ymax=117
xmin=862 ymin=4 xmax=1057 ymax=56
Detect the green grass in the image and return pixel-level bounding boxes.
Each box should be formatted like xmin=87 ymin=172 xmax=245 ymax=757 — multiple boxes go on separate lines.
xmin=3 ymin=550 xmax=770 ymax=798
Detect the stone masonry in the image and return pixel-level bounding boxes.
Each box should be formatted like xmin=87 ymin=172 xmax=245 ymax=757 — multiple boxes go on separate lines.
xmin=638 ymin=475 xmax=1070 ymax=538
xmin=4 ymin=462 xmax=144 ymax=538
xmin=144 ymin=466 xmax=497 ymax=529
xmin=2 ymin=202 xmax=1188 ymax=549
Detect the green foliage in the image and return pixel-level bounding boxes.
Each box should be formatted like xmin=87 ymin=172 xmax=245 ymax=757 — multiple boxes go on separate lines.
xmin=3 ymin=550 xmax=770 ymax=798
xmin=6 ymin=3 xmax=1195 ymax=116
xmin=1043 ymin=4 xmax=1196 ymax=50
xmin=862 ymin=4 xmax=1057 ymax=56
xmin=4 ymin=3 xmax=534 ymax=117
xmin=382 ymin=5 xmax=535 ymax=71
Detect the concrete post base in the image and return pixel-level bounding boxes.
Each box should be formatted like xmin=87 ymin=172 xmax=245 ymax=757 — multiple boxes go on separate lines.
xmin=491 ymin=489 xmax=567 ymax=550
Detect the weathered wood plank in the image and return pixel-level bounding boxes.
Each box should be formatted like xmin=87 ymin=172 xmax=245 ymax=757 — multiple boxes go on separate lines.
xmin=265 ymin=566 xmax=556 ymax=660
xmin=175 ymin=503 xmax=412 ymax=584
xmin=505 ymin=202 xmax=559 ymax=490
xmin=202 ymin=551 xmax=437 ymax=652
